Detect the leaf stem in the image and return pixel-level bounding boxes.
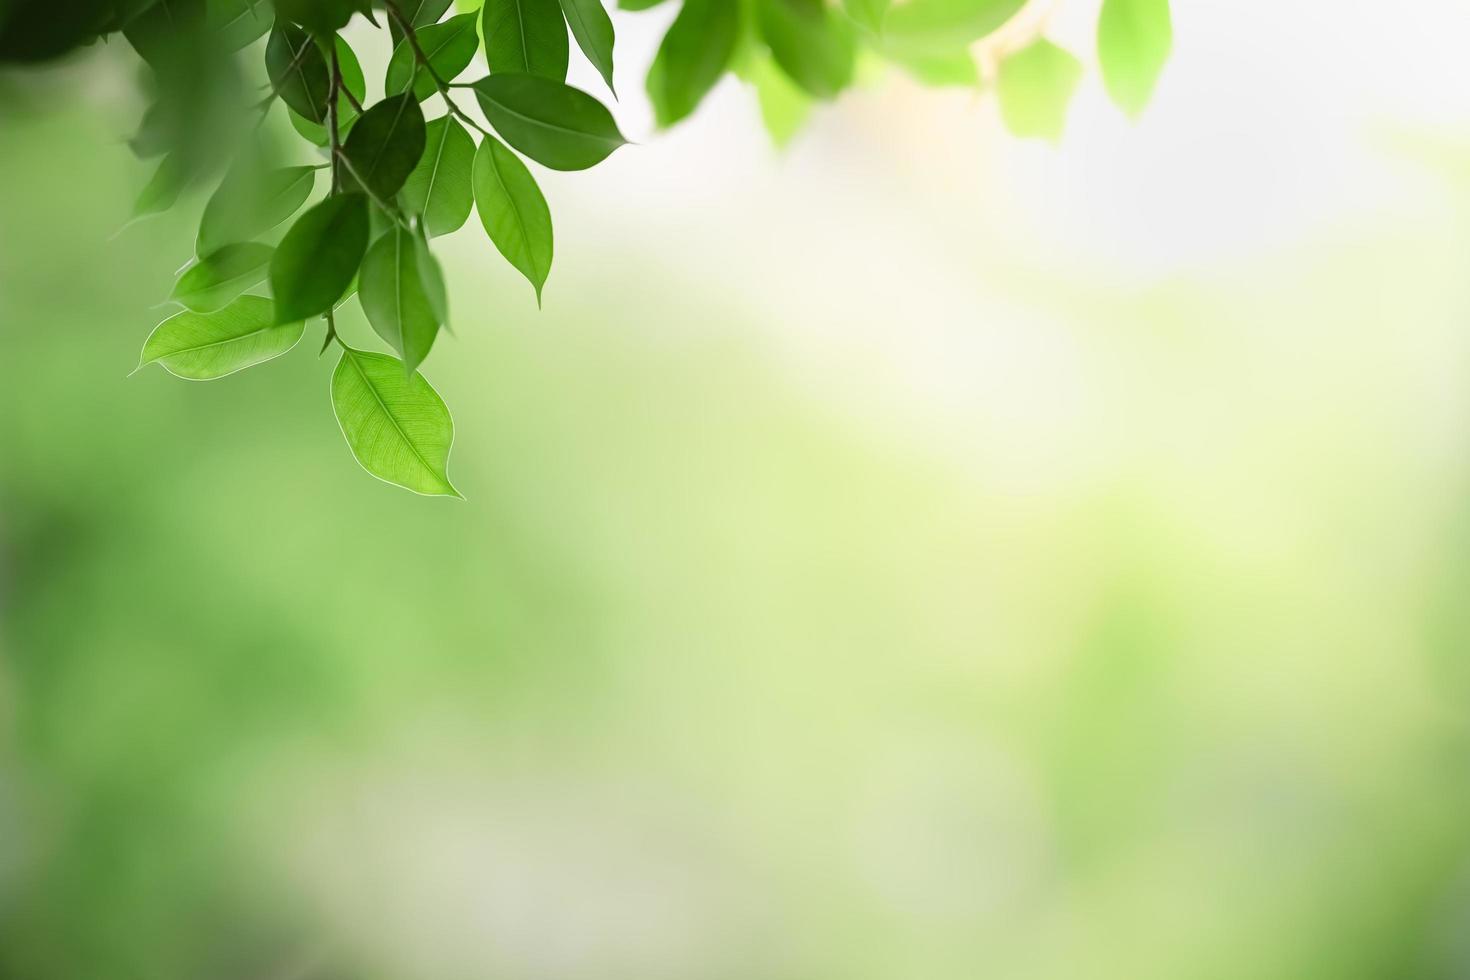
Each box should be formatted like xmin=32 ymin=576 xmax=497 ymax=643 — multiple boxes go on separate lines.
xmin=383 ymin=1 xmax=494 ymax=139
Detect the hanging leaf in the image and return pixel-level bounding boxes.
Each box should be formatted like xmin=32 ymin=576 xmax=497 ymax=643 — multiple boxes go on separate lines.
xmin=138 ymin=295 xmax=304 ymax=380
xmin=414 ymin=230 xmax=449 ymax=326
xmin=1097 ymin=0 xmax=1171 ymax=117
xmin=274 ymin=0 xmax=356 ymax=35
xmin=481 ymin=0 xmax=569 ymax=80
xmin=265 ymin=23 xmax=329 ymax=123
xmin=342 ymin=93 xmax=428 ymax=200
xmin=170 ymin=243 xmax=274 ymax=312
xmin=331 ymin=346 xmax=461 ymax=497
xmin=745 ymin=54 xmax=811 ymax=149
xmin=472 ymin=133 xmax=553 ymax=301
xmin=558 ymin=0 xmax=616 ymax=95
xmin=196 ymin=164 xmax=316 ymax=258
xmin=385 ymin=12 xmax=479 ymax=100
xmin=400 ymin=115 xmax=476 ymax=237
xmin=391 ymin=0 xmax=453 ymax=45
xmin=473 ymin=73 xmax=626 ymax=170
xmin=133 ymin=152 xmax=187 ymax=218
xmin=269 ymin=193 xmax=370 ymax=322
xmin=758 ymin=0 xmax=855 ymax=100
xmin=205 ymin=0 xmax=273 ymax=49
xmin=289 ymin=36 xmax=366 ymax=145
xmin=360 ymin=227 xmax=444 ymax=374
xmin=646 ymin=0 xmax=739 ymax=128
xmin=882 ymin=0 xmax=1025 ymax=54
xmin=844 ymin=0 xmax=887 ymax=34
xmin=995 ymin=38 xmax=1082 ymax=142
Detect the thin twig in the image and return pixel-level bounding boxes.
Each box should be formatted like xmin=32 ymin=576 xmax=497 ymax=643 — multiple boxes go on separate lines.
xmin=383 ymin=1 xmax=494 ymax=138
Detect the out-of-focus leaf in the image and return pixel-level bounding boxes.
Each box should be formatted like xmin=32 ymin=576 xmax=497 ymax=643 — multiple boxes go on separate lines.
xmin=170 ymin=243 xmax=274 ymax=312
xmin=843 ymin=0 xmax=887 ymax=33
xmin=401 ymin=115 xmax=476 ymax=237
xmin=995 ymin=37 xmax=1081 ymax=142
xmin=482 ymin=0 xmax=569 ymax=79
xmin=196 ymin=164 xmax=316 ymax=257
xmin=342 ymin=93 xmax=427 ymax=199
xmin=269 ymin=193 xmax=370 ymax=322
xmin=385 ymin=11 xmax=479 ymax=99
xmin=884 ymin=46 xmax=979 ymax=87
xmin=559 ymin=0 xmax=616 ymax=94
xmin=331 ymin=347 xmax=460 ymax=497
xmin=138 ymin=295 xmax=303 ymax=380
xmin=472 ymin=73 xmax=626 ymax=170
xmin=133 ymin=153 xmax=187 ymax=217
xmin=758 ymin=0 xmax=854 ymax=100
xmin=266 ymin=23 xmax=329 ymax=123
xmin=646 ymin=0 xmax=739 ymax=128
xmin=746 ymin=54 xmax=811 ymax=149
xmin=882 ymin=0 xmax=1024 ymax=54
xmin=360 ymin=227 xmax=443 ymax=374
xmin=472 ymin=132 xmax=553 ymax=300
xmin=1097 ymin=0 xmax=1171 ymax=117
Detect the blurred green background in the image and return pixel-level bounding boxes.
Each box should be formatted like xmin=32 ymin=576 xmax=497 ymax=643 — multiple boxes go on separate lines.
xmin=7 ymin=2 xmax=1470 ymax=978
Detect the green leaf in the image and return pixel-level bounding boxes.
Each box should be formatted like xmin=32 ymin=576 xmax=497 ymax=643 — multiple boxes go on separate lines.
xmin=266 ymin=23 xmax=329 ymax=123
xmin=884 ymin=47 xmax=979 ymax=87
xmin=414 ymin=230 xmax=449 ymax=326
xmin=482 ymin=0 xmax=569 ymax=79
xmin=138 ymin=295 xmax=304 ymax=380
xmin=645 ymin=0 xmax=739 ymax=128
xmin=289 ymin=37 xmax=366 ymax=145
xmin=270 ymin=193 xmax=370 ymax=322
xmin=882 ymin=0 xmax=1025 ymax=54
xmin=133 ymin=152 xmax=187 ymax=218
xmin=331 ymin=347 xmax=461 ymax=497
xmin=746 ymin=54 xmax=811 ymax=149
xmin=385 ymin=12 xmax=480 ymax=100
xmin=995 ymin=38 xmax=1081 ymax=142
xmin=401 ymin=115 xmax=476 ymax=237
xmin=342 ymin=94 xmax=428 ymax=200
xmin=274 ymin=0 xmax=355 ymax=34
xmin=472 ymin=73 xmax=626 ymax=170
xmin=205 ymin=0 xmax=273 ymax=49
xmin=619 ymin=0 xmax=668 ymax=9
xmin=843 ymin=0 xmax=888 ymax=33
xmin=196 ymin=164 xmax=316 ymax=258
xmin=170 ymin=243 xmax=274 ymax=312
xmin=360 ymin=227 xmax=443 ymax=374
xmin=1097 ymin=0 xmax=1171 ymax=117
xmin=757 ymin=0 xmax=854 ymax=100
xmin=471 ymin=133 xmax=553 ymax=300
xmin=558 ymin=0 xmax=616 ymax=95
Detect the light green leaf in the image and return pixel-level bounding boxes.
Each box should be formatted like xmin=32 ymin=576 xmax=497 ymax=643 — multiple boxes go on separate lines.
xmin=646 ymin=0 xmax=739 ymax=128
xmin=196 ymin=164 xmax=316 ymax=258
xmin=385 ymin=12 xmax=480 ymax=100
xmin=882 ymin=0 xmax=1025 ymax=54
xmin=360 ymin=227 xmax=443 ymax=375
xmin=266 ymin=23 xmax=329 ymax=123
xmin=482 ymin=0 xmax=569 ymax=79
xmin=331 ymin=347 xmax=461 ymax=497
xmin=133 ymin=153 xmax=186 ymax=218
xmin=401 ymin=116 xmax=475 ymax=237
xmin=170 ymin=243 xmax=274 ymax=312
xmin=472 ymin=133 xmax=553 ymax=300
xmin=758 ymin=0 xmax=855 ymax=100
xmin=270 ymin=193 xmax=370 ymax=322
xmin=995 ymin=38 xmax=1081 ymax=142
xmin=414 ymin=231 xmax=449 ymax=326
xmin=884 ymin=46 xmax=979 ymax=87
xmin=206 ymin=0 xmax=273 ymax=49
xmin=843 ymin=0 xmax=888 ymax=33
xmin=619 ymin=0 xmax=667 ymax=9
xmin=747 ymin=54 xmax=811 ymax=149
xmin=1097 ymin=0 xmax=1171 ymax=117
xmin=472 ymin=74 xmax=626 ymax=170
xmin=138 ymin=295 xmax=304 ymax=380
xmin=342 ymin=93 xmax=428 ymax=199
xmin=559 ymin=0 xmax=616 ymax=95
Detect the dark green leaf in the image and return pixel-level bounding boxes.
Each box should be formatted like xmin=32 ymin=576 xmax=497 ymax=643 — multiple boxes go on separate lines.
xmin=758 ymin=0 xmax=854 ymax=100
xmin=389 ymin=0 xmax=453 ymax=44
xmin=385 ymin=12 xmax=479 ymax=100
xmin=995 ymin=38 xmax=1081 ymax=142
xmin=645 ymin=0 xmax=739 ymax=128
xmin=360 ymin=227 xmax=443 ymax=374
xmin=266 ymin=22 xmax=329 ymax=123
xmin=205 ymin=0 xmax=272 ymax=49
xmin=342 ymin=93 xmax=428 ymax=199
xmin=289 ymin=36 xmax=365 ymax=144
xmin=197 ymin=164 xmax=316 ymax=257
xmin=472 ymin=133 xmax=553 ymax=300
xmin=170 ymin=243 xmax=274 ymax=312
xmin=138 ymin=295 xmax=304 ymax=380
xmin=482 ymin=0 xmax=569 ymax=79
xmin=1097 ymin=0 xmax=1171 ymax=117
xmin=274 ymin=0 xmax=354 ymax=34
xmin=473 ymin=73 xmax=626 ymax=170
xmin=401 ymin=115 xmax=475 ymax=237
xmin=558 ymin=0 xmax=616 ymax=95
xmin=618 ymin=0 xmax=668 ymax=9
xmin=331 ymin=346 xmax=460 ymax=497
xmin=269 ymin=193 xmax=370 ymax=322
